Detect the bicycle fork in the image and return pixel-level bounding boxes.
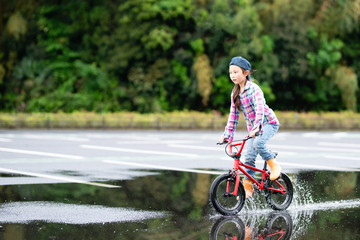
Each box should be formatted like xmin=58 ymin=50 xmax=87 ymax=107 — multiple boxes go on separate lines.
xmin=226 ymin=171 xmax=241 ymax=199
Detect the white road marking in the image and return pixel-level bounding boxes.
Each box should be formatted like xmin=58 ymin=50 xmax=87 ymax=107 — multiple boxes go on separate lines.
xmin=23 ymin=134 xmax=89 ymax=142
xmin=277 ymin=151 xmax=297 ymax=155
xmin=0 ymin=147 xmax=84 ymax=160
xmin=0 ymin=167 xmax=120 ymax=188
xmin=280 ymin=162 xmax=360 ymax=172
xmin=268 ymin=144 xmax=360 ymax=153
xmin=81 ymin=145 xmax=198 ymax=157
xmin=117 ymin=140 xmax=197 ymax=145
xmin=332 ymin=132 xmax=348 ymax=138
xmin=317 ymin=142 xmax=360 ymax=148
xmin=324 ymin=155 xmax=360 ymax=162
xmin=302 ymin=132 xmax=320 ymax=138
xmin=103 ymin=160 xmax=224 ymax=175
xmin=0 ymin=138 xmax=12 ymax=142
xmin=167 ymin=144 xmax=223 ymax=151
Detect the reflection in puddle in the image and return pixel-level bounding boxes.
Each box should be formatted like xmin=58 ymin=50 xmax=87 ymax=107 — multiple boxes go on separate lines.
xmin=210 ymin=211 xmax=293 ymax=240
xmin=0 ymin=170 xmax=359 ymax=239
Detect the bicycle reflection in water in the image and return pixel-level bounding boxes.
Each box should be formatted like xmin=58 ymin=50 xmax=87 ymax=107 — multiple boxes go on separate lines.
xmin=209 ymin=211 xmax=293 ymax=240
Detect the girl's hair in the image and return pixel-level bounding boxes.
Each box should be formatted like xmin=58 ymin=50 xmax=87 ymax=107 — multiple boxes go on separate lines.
xmin=232 ymin=68 xmax=252 ymax=111
xmin=233 ymin=83 xmax=242 ymax=111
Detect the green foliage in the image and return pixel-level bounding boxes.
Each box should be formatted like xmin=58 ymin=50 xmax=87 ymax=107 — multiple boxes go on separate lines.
xmin=193 ymin=54 xmax=214 ymax=106
xmin=190 ymin=38 xmax=204 ymax=55
xmin=0 ymin=0 xmax=359 ymax=113
xmin=325 ymin=65 xmax=358 ymax=111
xmin=307 ymin=34 xmax=344 ymax=70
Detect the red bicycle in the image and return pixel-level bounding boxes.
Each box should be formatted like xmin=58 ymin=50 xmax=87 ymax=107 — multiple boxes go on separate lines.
xmin=210 ymin=136 xmax=293 ymax=215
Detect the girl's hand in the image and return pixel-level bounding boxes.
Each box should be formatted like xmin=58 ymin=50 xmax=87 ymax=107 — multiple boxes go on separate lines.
xmin=249 ymin=126 xmax=259 ymax=138
xmin=218 ymin=136 xmax=229 ymax=144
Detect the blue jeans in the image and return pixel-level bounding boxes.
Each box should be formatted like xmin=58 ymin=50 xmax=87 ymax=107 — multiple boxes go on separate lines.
xmin=244 ymin=124 xmax=279 ymax=179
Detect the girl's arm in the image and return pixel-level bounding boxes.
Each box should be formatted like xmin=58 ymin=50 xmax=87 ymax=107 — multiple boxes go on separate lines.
xmin=252 ymin=85 xmax=265 ymax=133
xmin=222 ymin=93 xmax=240 ymax=142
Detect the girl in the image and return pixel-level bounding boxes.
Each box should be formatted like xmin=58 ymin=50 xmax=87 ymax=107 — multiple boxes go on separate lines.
xmin=218 ymin=56 xmax=281 ymax=198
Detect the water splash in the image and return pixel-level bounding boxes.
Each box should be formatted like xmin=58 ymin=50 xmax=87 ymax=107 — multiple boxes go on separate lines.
xmin=237 ymin=175 xmax=360 ymax=239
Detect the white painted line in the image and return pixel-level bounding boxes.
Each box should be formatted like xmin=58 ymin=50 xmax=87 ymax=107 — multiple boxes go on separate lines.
xmin=280 ymin=162 xmax=360 ymax=172
xmin=268 ymin=144 xmax=360 ymax=153
xmin=277 ymin=151 xmax=297 ymax=155
xmin=81 ymin=145 xmax=198 ymax=158
xmin=318 ymin=142 xmax=360 ymax=148
xmin=0 ymin=138 xmax=12 ymax=142
xmin=302 ymin=132 xmax=320 ymax=138
xmin=65 ymin=137 xmax=89 ymax=142
xmin=103 ymin=160 xmax=224 ymax=175
xmin=0 ymin=147 xmax=84 ymax=160
xmin=324 ymin=155 xmax=360 ymax=162
xmin=0 ymin=167 xmax=120 ymax=188
xmin=332 ymin=132 xmax=348 ymax=138
xmin=117 ymin=140 xmax=197 ymax=145
xmin=167 ymin=144 xmax=223 ymax=151
xmin=23 ymin=135 xmax=89 ymax=142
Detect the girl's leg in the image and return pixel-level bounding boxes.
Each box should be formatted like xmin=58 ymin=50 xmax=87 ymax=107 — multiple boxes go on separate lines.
xmin=244 ymin=138 xmax=257 ymax=179
xmin=244 ymin=138 xmax=257 ymax=198
xmin=253 ymin=124 xmax=280 ymax=180
xmin=253 ymin=124 xmax=279 ymax=161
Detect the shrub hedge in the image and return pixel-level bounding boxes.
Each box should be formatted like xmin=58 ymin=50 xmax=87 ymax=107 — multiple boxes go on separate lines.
xmin=0 ymin=111 xmax=359 ymax=130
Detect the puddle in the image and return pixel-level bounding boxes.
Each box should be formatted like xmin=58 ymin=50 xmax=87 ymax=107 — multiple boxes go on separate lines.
xmin=0 ymin=170 xmax=359 ymax=239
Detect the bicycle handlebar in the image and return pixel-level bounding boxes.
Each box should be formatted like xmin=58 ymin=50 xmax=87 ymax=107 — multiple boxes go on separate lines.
xmin=216 ymin=132 xmax=259 ymax=145
xmin=217 ymin=139 xmax=229 ymax=145
xmin=217 ymin=132 xmax=260 ymax=158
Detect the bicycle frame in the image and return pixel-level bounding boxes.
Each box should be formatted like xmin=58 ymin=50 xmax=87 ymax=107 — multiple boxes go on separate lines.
xmin=226 ymin=139 xmax=286 ymax=197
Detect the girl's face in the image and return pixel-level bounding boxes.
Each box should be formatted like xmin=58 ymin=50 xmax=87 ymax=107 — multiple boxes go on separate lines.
xmin=229 ymin=65 xmax=249 ymax=86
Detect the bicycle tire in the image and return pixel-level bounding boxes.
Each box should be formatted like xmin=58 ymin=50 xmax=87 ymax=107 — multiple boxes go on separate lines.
xmin=210 ymin=173 xmax=246 ymax=215
xmin=265 ymin=173 xmax=293 ymax=210
xmin=209 ymin=216 xmax=245 ymax=240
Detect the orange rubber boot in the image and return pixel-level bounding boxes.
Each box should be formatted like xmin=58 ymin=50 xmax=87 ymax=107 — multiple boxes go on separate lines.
xmin=243 ymin=179 xmax=254 ymax=199
xmin=267 ymin=158 xmax=281 ymax=180
xmin=245 ymin=225 xmax=253 ymax=240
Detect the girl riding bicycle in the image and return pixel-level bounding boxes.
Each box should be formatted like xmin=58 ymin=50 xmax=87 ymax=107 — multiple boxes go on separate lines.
xmin=219 ymin=56 xmax=281 ymax=198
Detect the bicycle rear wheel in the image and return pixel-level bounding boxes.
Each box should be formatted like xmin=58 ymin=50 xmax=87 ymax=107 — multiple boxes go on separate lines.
xmin=210 ymin=173 xmax=245 ymax=215
xmin=265 ymin=173 xmax=293 ymax=210
xmin=265 ymin=211 xmax=293 ymax=240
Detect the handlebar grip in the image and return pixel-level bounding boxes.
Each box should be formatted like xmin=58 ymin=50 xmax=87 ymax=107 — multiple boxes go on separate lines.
xmin=245 ymin=132 xmax=260 ymax=140
xmin=217 ymin=138 xmax=229 ymax=145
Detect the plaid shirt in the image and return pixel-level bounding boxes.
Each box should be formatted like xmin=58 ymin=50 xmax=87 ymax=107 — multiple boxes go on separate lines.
xmin=223 ymin=81 xmax=279 ymax=141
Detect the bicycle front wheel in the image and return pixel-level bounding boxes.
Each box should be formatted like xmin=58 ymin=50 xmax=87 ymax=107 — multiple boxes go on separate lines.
xmin=210 ymin=174 xmax=245 ymax=215
xmin=265 ymin=173 xmax=293 ymax=210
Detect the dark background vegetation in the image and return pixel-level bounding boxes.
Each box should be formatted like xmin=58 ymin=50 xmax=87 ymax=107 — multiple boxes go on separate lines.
xmin=0 ymin=0 xmax=359 ymax=114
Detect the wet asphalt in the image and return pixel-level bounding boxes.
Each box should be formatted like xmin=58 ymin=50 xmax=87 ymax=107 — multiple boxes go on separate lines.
xmin=0 ymin=130 xmax=359 ymax=239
